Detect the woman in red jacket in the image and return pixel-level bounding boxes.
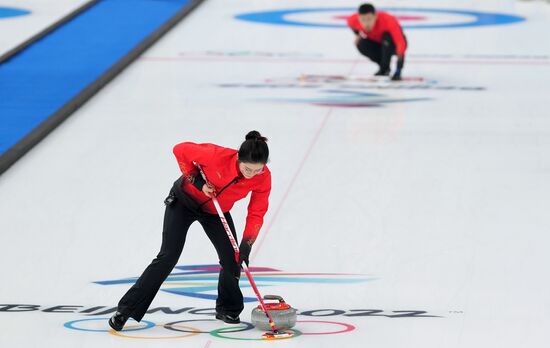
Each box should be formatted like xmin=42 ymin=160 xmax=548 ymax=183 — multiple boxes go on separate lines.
xmin=109 ymin=131 xmax=271 ymax=331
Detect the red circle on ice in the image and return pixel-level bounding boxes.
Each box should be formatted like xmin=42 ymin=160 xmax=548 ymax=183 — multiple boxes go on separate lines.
xmin=296 ymin=320 xmax=356 ymax=335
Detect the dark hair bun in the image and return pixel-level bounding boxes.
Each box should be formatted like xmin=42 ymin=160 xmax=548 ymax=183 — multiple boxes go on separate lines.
xmin=239 ymin=130 xmax=269 ymax=164
xmin=245 ymin=130 xmax=268 ymax=142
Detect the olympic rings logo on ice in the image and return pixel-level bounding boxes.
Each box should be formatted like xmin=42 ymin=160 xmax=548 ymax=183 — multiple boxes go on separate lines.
xmin=0 ymin=7 xmax=30 ymax=19
xmin=64 ymin=317 xmax=356 ymax=340
xmin=235 ymin=7 xmax=525 ymax=30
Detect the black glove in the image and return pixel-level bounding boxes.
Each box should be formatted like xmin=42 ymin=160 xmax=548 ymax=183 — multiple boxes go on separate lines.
xmin=391 ymin=72 xmax=402 ymax=81
xmin=238 ymin=239 xmax=252 ymax=267
xmin=191 ymin=173 xmax=206 ymax=191
xmin=396 ymin=55 xmax=405 ymax=71
xmin=392 ymin=55 xmax=404 ymax=81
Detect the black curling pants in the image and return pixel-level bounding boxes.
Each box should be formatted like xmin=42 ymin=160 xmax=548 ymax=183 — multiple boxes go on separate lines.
xmin=356 ymin=32 xmax=405 ymax=72
xmin=117 ymin=177 xmax=243 ymax=321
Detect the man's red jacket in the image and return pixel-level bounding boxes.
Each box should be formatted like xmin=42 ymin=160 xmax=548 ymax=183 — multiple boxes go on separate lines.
xmin=173 ymin=142 xmax=271 ymax=242
xmin=347 ymin=12 xmax=407 ymax=56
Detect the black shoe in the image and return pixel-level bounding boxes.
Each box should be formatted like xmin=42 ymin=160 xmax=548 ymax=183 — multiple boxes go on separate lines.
xmin=215 ymin=312 xmax=240 ymax=324
xmin=108 ymin=311 xmax=129 ymax=331
xmin=374 ymin=68 xmax=390 ymax=76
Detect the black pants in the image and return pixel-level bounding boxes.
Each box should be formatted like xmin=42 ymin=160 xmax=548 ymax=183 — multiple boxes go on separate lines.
xmin=117 ymin=177 xmax=243 ymax=321
xmin=356 ymin=32 xmax=405 ymax=71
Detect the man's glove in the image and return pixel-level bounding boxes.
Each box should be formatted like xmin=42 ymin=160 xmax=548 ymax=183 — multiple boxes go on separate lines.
xmin=392 ymin=55 xmax=405 ymax=81
xmin=391 ymin=71 xmax=402 ymax=81
xmin=238 ymin=239 xmax=253 ymax=267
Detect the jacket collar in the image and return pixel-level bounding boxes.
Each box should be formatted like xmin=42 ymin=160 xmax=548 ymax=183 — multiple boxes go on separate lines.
xmin=230 ymin=152 xmax=242 ymax=179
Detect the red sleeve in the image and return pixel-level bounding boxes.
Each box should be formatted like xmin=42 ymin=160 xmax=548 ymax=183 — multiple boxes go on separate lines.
xmin=388 ymin=17 xmax=406 ymax=56
xmin=243 ymin=172 xmax=271 ymax=243
xmin=347 ymin=14 xmax=360 ymax=32
xmin=172 ymin=142 xmax=216 ymax=182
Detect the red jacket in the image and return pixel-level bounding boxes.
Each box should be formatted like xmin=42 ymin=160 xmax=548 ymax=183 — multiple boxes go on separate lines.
xmin=347 ymin=12 xmax=407 ymax=56
xmin=173 ymin=142 xmax=271 ymax=242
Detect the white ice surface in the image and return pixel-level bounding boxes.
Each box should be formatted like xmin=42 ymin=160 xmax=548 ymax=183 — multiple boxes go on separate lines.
xmin=1 ymin=0 xmax=549 ymax=347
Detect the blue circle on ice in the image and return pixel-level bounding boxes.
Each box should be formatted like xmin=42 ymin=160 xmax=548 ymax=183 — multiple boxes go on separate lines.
xmin=235 ymin=7 xmax=525 ymax=29
xmin=0 ymin=7 xmax=30 ymax=19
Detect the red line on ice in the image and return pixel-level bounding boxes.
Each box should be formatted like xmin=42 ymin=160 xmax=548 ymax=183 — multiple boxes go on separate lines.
xmin=250 ymin=59 xmax=361 ymax=261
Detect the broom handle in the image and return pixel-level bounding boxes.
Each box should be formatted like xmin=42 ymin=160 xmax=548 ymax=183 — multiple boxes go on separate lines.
xmin=211 ymin=197 xmax=279 ymax=330
xmin=194 ymin=163 xmax=280 ymax=332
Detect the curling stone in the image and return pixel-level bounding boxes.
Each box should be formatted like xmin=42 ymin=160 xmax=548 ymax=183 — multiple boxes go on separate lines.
xmin=251 ymin=295 xmax=297 ymax=331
